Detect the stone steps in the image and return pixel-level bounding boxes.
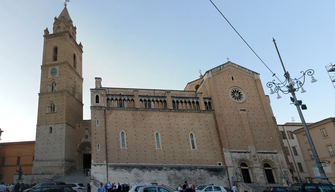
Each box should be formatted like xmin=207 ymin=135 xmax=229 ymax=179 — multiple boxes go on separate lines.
xmin=55 ymin=169 xmax=91 ymax=184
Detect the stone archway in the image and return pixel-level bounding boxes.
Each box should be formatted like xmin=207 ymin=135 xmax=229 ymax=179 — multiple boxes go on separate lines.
xmin=77 ymin=141 xmax=91 ymax=169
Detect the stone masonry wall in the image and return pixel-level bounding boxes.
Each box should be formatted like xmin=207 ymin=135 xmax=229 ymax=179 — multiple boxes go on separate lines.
xmin=91 ymin=164 xmax=228 ymax=187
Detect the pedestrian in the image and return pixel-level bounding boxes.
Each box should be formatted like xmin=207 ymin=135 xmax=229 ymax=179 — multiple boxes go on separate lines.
xmin=98 ymin=183 xmax=106 ymax=192
xmin=124 ymin=184 xmax=129 ymax=192
xmin=186 ymin=184 xmax=194 ymax=192
xmin=14 ymin=183 xmax=20 ymax=192
xmin=87 ymin=183 xmax=91 ymax=192
xmin=177 ymin=184 xmax=182 ymax=192
xmin=117 ymin=183 xmax=121 ymax=192
xmin=232 ymin=186 xmax=237 ymax=192
xmin=107 ymin=183 xmax=112 ymax=192
xmin=0 ymin=183 xmax=6 ymax=192
xmin=182 ymin=181 xmax=188 ymax=192
xmin=190 ymin=184 xmax=195 ymax=192
xmin=9 ymin=184 xmax=14 ymax=192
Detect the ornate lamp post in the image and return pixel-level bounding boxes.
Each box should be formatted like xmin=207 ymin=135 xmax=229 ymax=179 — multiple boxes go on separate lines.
xmin=267 ymin=39 xmax=330 ymax=184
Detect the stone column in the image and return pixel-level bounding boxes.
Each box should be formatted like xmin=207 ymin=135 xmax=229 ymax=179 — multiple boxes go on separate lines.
xmin=165 ymin=91 xmax=172 ymax=109
xmin=134 ymin=90 xmax=140 ymax=108
xmin=197 ymin=93 xmax=205 ymax=110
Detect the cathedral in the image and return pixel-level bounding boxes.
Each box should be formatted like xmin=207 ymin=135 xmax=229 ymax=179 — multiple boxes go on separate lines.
xmin=32 ymin=6 xmax=292 ymax=186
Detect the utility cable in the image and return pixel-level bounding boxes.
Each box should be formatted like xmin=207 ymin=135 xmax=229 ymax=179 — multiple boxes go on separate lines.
xmin=209 ymin=0 xmax=283 ymax=83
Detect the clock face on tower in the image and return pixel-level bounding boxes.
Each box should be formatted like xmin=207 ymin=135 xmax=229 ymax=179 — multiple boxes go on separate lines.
xmin=51 ymin=68 xmax=57 ymax=76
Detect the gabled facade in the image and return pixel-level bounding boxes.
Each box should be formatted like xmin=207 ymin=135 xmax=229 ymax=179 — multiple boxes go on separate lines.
xmin=90 ymin=62 xmax=292 ymax=186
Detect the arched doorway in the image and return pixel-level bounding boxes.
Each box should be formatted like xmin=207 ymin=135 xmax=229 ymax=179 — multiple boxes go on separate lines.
xmin=264 ymin=163 xmax=275 ymax=184
xmin=78 ymin=141 xmax=91 ymax=169
xmin=240 ymin=162 xmax=252 ymax=183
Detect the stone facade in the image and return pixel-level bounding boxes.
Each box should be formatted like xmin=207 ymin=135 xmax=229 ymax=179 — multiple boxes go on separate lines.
xmin=32 ymin=6 xmax=292 ymax=186
xmin=33 ymin=6 xmax=84 ymax=176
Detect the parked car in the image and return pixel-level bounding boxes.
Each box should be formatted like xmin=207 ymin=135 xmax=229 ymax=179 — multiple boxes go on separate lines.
xmin=32 ymin=185 xmax=75 ymax=192
xmin=263 ymin=186 xmax=289 ymax=192
xmin=289 ymin=183 xmax=335 ymax=192
xmin=137 ymin=185 xmax=175 ymax=192
xmin=129 ymin=185 xmax=147 ymax=192
xmin=65 ymin=183 xmax=86 ymax=192
xmin=195 ymin=185 xmax=227 ymax=192
xmin=24 ymin=182 xmax=66 ymax=192
xmin=196 ymin=185 xmax=209 ymax=191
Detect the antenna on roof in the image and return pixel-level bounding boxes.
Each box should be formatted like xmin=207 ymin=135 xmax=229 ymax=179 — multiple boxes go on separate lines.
xmin=64 ymin=0 xmax=70 ymax=7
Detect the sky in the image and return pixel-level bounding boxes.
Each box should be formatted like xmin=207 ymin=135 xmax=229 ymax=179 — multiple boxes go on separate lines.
xmin=0 ymin=0 xmax=334 ymax=143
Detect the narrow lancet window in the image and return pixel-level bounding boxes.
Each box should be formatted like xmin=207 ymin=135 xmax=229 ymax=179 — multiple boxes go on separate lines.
xmin=190 ymin=133 xmax=196 ymax=150
xmin=73 ymin=54 xmax=76 ymax=69
xmin=53 ymin=47 xmax=58 ymax=61
xmin=155 ymin=132 xmax=161 ymax=149
xmin=50 ymin=103 xmax=55 ymax=113
xmin=121 ymin=131 xmax=126 ymax=148
xmin=96 ymin=95 xmax=99 ymax=103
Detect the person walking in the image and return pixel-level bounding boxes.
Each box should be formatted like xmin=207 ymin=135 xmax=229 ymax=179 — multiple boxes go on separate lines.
xmin=98 ymin=183 xmax=106 ymax=192
xmin=87 ymin=183 xmax=91 ymax=192
xmin=182 ymin=181 xmax=188 ymax=192
xmin=0 ymin=183 xmax=6 ymax=192
xmin=177 ymin=184 xmax=182 ymax=192
xmin=232 ymin=186 xmax=237 ymax=192
xmin=14 ymin=183 xmax=20 ymax=192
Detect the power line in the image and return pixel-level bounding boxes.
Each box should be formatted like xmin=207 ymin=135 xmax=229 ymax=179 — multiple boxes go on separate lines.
xmin=209 ymin=0 xmax=282 ymax=83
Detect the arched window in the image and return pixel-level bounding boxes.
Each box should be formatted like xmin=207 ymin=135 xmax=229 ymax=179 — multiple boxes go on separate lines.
xmin=240 ymin=162 xmax=252 ymax=183
xmin=73 ymin=54 xmax=76 ymax=69
xmin=120 ymin=131 xmax=126 ymax=148
xmin=50 ymin=103 xmax=55 ymax=113
xmin=96 ymin=120 xmax=99 ymax=126
xmin=264 ymin=163 xmax=275 ymax=184
xmin=49 ymin=127 xmax=52 ymax=134
xmin=118 ymin=100 xmax=124 ymax=108
xmin=95 ymin=95 xmax=99 ymax=103
xmin=190 ymin=133 xmax=196 ymax=150
xmin=53 ymin=47 xmax=58 ymax=61
xmin=97 ymin=144 xmax=100 ymax=151
xmin=144 ymin=100 xmax=151 ymax=108
xmin=155 ymin=132 xmax=161 ymax=149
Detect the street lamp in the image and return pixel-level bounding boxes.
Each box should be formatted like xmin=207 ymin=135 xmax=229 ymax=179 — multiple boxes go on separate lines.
xmin=267 ymin=38 xmax=330 ymax=184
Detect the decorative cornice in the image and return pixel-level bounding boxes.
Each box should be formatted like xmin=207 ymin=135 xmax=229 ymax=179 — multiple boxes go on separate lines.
xmin=90 ymin=106 xmax=214 ymax=114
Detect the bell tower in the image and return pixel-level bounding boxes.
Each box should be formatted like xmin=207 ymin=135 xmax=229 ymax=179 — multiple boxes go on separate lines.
xmin=33 ymin=5 xmax=83 ymax=175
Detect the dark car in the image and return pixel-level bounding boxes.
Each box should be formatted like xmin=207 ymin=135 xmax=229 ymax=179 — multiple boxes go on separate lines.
xmin=263 ymin=186 xmax=289 ymax=192
xmin=24 ymin=182 xmax=66 ymax=192
xmin=32 ymin=185 xmax=74 ymax=192
xmin=288 ymin=183 xmax=335 ymax=192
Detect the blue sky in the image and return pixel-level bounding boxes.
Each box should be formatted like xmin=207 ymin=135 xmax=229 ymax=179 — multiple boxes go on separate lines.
xmin=1 ymin=0 xmax=334 ymax=142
